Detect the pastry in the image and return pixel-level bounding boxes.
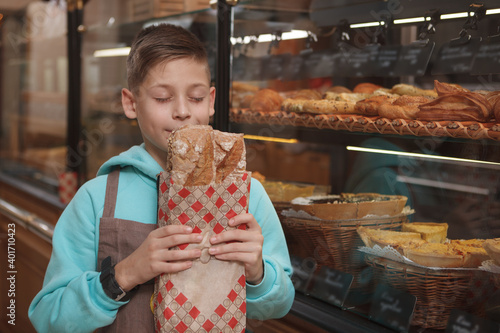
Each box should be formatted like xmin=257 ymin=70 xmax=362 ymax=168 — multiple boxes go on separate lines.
xmin=249 ymin=88 xmax=284 ymax=112
xmin=378 ymin=95 xmax=433 ymax=119
xmin=482 ymin=238 xmax=500 ymax=266
xmin=404 ymin=243 xmax=464 ymax=268
xmin=357 ymin=226 xmax=424 ymax=254
xmin=417 ymin=89 xmax=492 ymax=122
xmin=355 ymin=95 xmax=397 ymax=116
xmin=402 ymin=222 xmax=448 ymax=243
xmin=291 ymin=193 xmax=407 ymax=220
xmin=290 ymin=89 xmax=322 ymax=100
xmin=449 ymin=239 xmax=489 ymax=268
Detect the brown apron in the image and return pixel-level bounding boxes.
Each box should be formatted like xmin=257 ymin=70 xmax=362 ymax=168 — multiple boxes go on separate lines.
xmin=97 ymin=168 xmax=156 ymax=332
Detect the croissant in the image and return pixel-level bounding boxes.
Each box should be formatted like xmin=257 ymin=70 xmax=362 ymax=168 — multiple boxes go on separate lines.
xmin=417 ymin=91 xmax=492 ymax=122
xmin=249 ymin=89 xmax=283 ymax=112
xmin=486 ymin=91 xmax=500 ymax=122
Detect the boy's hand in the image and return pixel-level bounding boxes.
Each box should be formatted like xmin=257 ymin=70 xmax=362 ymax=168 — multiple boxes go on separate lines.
xmin=114 ymin=225 xmax=202 ymax=291
xmin=209 ymin=213 xmax=264 ymax=284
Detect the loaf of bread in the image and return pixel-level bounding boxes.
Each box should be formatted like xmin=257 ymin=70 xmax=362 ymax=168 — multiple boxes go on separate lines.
xmin=250 ymin=89 xmax=283 ymax=112
xmin=166 ymin=125 xmax=246 ymax=186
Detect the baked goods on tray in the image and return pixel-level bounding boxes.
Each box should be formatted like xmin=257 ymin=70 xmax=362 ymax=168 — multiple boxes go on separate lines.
xmin=357 ymin=226 xmax=425 ymax=255
xmin=402 ymin=222 xmax=448 ymax=243
xmin=291 ymin=193 xmax=407 ymax=220
xmin=403 ymin=243 xmax=464 ymax=268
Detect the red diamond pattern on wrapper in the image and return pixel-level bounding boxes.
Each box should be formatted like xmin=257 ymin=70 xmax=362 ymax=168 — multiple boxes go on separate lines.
xmin=154 ymin=172 xmax=250 ymax=332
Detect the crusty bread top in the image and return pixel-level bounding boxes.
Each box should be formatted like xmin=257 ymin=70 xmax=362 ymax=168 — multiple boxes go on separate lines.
xmin=166 ymin=125 xmax=246 ymax=186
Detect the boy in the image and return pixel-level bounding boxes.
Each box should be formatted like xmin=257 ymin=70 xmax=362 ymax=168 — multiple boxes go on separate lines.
xmin=29 ymin=24 xmax=295 ymax=332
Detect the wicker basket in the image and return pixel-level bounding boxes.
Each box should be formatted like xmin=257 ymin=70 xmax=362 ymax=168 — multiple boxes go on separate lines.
xmin=280 ymin=212 xmax=410 ymax=288
xmin=366 ymin=255 xmax=498 ymax=329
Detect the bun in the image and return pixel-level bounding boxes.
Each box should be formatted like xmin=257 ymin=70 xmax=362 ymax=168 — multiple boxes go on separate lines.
xmin=290 ymin=89 xmax=322 ymax=100
xmin=353 ymin=82 xmax=383 ymax=94
xmin=166 ymin=125 xmax=246 ymax=186
xmin=250 ymin=89 xmax=283 ymax=111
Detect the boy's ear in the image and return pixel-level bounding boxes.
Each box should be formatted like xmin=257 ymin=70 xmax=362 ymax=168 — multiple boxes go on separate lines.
xmin=122 ymin=88 xmax=137 ymax=119
xmin=209 ymin=87 xmax=216 ymax=117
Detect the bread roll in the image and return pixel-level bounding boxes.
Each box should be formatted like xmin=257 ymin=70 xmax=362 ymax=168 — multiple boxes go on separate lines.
xmin=166 ymin=125 xmax=246 ymax=186
xmin=390 ymin=83 xmax=437 ymax=98
xmin=353 ymin=82 xmax=383 ymax=94
xmin=290 ymin=89 xmax=322 ymax=100
xmin=250 ymin=89 xmax=283 ymax=112
xmin=302 ymin=99 xmax=357 ymax=114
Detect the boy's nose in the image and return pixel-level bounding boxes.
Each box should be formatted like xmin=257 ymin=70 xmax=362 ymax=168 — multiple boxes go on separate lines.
xmin=172 ymin=100 xmax=191 ymax=120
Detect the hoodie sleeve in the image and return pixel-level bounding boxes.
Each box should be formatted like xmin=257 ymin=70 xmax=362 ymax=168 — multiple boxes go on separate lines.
xmin=28 ymin=180 xmax=125 ymax=333
xmin=246 ymin=178 xmax=295 ymax=320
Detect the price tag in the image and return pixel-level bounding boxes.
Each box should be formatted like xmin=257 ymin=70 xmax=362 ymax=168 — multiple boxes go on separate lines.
xmin=304 ymin=51 xmax=335 ymax=79
xmin=471 ymin=39 xmax=500 ymax=75
xmin=432 ymin=37 xmax=481 ymax=75
xmin=393 ymin=41 xmax=435 ymax=76
xmin=290 ymin=255 xmax=317 ymax=294
xmin=369 ymin=284 xmax=416 ymax=333
xmin=345 ymin=44 xmax=380 ymax=77
xmin=262 ymin=54 xmax=286 ymax=80
xmin=446 ymin=309 xmax=500 ymax=333
xmin=309 ymin=266 xmax=353 ymax=307
xmin=282 ymin=54 xmax=305 ymax=81
xmin=375 ymin=45 xmax=401 ymax=77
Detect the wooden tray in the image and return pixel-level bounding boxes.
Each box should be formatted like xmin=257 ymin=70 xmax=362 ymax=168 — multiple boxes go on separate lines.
xmin=231 ymin=109 xmax=500 ymax=141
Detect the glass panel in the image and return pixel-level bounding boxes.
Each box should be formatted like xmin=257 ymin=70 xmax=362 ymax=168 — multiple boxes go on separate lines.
xmin=229 ymin=0 xmax=500 ymax=331
xmin=0 ymin=1 xmax=67 ymax=195
xmin=81 ymin=0 xmax=217 ymax=180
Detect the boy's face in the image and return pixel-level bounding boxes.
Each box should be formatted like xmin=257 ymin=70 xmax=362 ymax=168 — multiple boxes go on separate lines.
xmin=122 ymin=57 xmax=215 ymax=167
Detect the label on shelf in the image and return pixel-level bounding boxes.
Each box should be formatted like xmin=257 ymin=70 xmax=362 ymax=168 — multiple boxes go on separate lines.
xmin=369 ymin=284 xmax=416 ymax=333
xmin=392 ymin=41 xmax=435 ymax=77
xmin=471 ymin=38 xmax=500 ymax=75
xmin=308 ymin=266 xmax=353 ymax=308
xmin=432 ymin=37 xmax=481 ymax=75
xmin=445 ymin=309 xmax=500 ymax=333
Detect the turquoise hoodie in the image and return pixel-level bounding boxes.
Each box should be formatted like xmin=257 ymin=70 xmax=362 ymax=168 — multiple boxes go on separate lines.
xmin=29 ymin=144 xmax=295 ymax=333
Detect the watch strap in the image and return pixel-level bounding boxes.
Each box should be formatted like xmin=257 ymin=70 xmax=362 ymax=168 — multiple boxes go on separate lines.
xmin=100 ymin=256 xmax=136 ymax=302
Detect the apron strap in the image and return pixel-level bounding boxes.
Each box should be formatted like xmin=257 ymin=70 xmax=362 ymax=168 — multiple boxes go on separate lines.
xmin=102 ymin=168 xmax=120 ymax=218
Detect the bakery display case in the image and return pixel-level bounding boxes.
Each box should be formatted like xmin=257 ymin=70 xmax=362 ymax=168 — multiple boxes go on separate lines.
xmin=226 ymin=0 xmax=500 ymax=331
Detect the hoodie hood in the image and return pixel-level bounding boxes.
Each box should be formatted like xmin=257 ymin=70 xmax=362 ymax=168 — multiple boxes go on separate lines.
xmin=97 ymin=143 xmax=163 ymax=179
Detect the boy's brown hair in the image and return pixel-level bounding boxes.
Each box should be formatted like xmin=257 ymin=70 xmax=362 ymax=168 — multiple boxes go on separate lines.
xmin=126 ymin=23 xmax=210 ymax=94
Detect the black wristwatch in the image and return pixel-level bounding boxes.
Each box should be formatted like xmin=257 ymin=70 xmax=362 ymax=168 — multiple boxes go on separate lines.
xmin=100 ymin=256 xmax=136 ymax=302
